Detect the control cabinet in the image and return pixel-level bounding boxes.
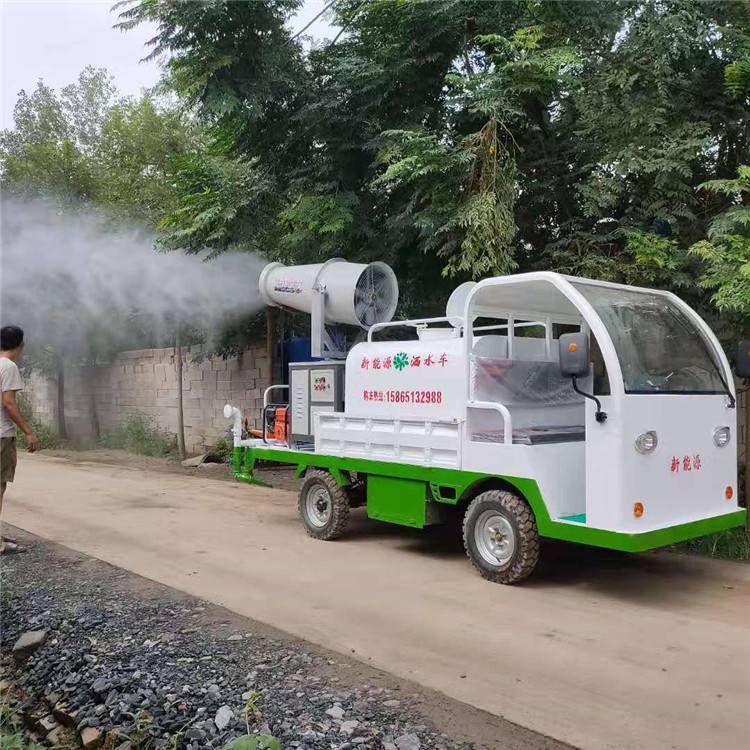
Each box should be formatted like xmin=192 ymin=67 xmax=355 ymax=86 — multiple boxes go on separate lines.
xmin=289 ymin=360 xmax=345 ymax=445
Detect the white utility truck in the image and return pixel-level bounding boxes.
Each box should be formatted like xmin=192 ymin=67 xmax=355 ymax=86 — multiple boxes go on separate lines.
xmin=225 ymin=259 xmax=746 ymax=583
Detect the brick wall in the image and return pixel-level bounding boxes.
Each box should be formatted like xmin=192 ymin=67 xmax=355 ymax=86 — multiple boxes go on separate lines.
xmin=26 ymin=344 xmax=270 ymax=454
xmin=25 ymin=371 xmax=58 ymax=427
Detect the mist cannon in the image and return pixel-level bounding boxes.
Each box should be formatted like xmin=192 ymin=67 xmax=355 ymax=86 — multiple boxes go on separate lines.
xmin=259 ymin=258 xmax=399 ymax=358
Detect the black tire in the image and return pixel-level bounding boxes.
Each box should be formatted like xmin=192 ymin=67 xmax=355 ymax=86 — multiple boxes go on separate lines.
xmin=462 ymin=489 xmax=540 ymax=584
xmin=298 ymin=469 xmax=351 ymax=540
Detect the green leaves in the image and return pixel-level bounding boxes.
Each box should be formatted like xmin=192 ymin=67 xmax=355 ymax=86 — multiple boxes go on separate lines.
xmin=222 ymin=735 xmax=281 ymax=750
xmin=451 ymin=188 xmax=517 ymax=278
xmin=116 ymin=0 xmax=308 ymax=149
xmin=95 ymin=96 xmax=198 ymax=225
xmin=622 ymin=229 xmax=691 ymax=289
xmin=706 ymin=206 xmax=750 ymax=241
xmin=724 ymin=57 xmax=750 ymax=99
xmin=697 ymin=167 xmax=750 ymax=241
xmin=160 ymin=153 xmax=276 ymax=254
xmin=0 ymin=70 xmax=197 ymax=224
xmin=277 ymin=192 xmax=357 ymax=261
xmin=109 ymin=0 xmax=750 ymax=324
xmin=374 ymin=119 xmax=517 ymax=279
xmin=700 ymin=166 xmax=750 ymax=195
xmin=691 ymin=235 xmax=750 ymax=313
xmin=690 ymin=165 xmax=750 ymax=317
xmin=0 ymin=733 xmax=45 ymax=750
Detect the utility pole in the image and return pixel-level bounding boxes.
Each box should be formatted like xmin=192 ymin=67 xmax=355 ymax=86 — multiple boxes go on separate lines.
xmin=56 ymin=351 xmax=67 ymax=441
xmin=745 ymin=388 xmax=749 ymax=517
xmin=87 ymin=346 xmax=100 ymax=443
xmin=175 ymin=326 xmax=186 ymax=460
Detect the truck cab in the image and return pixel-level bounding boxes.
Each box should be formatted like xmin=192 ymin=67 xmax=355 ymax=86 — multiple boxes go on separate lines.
xmin=458 ymin=273 xmax=740 ymax=537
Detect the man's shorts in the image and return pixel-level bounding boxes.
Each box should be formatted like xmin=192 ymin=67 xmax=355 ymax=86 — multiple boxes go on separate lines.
xmin=1 ymin=437 xmax=17 ymax=483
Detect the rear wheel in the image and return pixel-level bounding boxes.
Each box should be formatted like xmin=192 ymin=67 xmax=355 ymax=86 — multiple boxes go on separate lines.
xmin=462 ymin=490 xmax=539 ymax=584
xmin=298 ymin=469 xmax=351 ymax=540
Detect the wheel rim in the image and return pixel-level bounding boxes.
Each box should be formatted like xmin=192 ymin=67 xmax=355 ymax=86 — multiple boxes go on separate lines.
xmin=474 ymin=510 xmax=515 ymax=566
xmin=305 ymin=484 xmax=332 ymax=528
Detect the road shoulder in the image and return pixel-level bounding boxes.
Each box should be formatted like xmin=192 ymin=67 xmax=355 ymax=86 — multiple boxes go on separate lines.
xmin=1 ymin=527 xmax=573 ymax=750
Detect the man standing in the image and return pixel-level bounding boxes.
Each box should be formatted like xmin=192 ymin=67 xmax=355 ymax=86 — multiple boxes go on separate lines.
xmin=1 ymin=325 xmax=39 ymax=554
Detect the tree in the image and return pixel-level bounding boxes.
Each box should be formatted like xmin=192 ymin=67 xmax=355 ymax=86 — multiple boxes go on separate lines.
xmin=0 ymin=67 xmax=121 ymax=205
xmin=5 ymin=2 xmax=749 ymax=347
xmin=690 ymin=163 xmax=750 ymax=504
xmin=690 ymin=166 xmax=750 ymax=328
xmin=1 ymin=66 xmax=197 ymax=222
xmin=0 ymin=69 xmax=198 ymax=445
xmin=116 ymin=0 xmax=750 ymax=323
xmin=94 ymin=94 xmax=199 ymax=224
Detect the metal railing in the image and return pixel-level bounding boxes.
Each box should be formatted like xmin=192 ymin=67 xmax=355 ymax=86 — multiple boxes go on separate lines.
xmin=466 ymin=400 xmax=513 ymax=445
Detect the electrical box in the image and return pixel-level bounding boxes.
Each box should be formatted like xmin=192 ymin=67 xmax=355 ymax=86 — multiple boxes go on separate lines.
xmin=289 ymin=361 xmax=345 ymax=446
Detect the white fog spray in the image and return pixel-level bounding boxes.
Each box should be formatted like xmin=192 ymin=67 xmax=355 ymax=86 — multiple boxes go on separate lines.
xmin=0 ymin=197 xmax=266 ymax=355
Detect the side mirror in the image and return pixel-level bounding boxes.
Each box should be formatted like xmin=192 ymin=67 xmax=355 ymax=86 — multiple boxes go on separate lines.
xmin=559 ymin=333 xmax=590 ymax=377
xmin=560 ymin=332 xmax=607 ymax=423
xmin=736 ymin=340 xmax=750 ymax=379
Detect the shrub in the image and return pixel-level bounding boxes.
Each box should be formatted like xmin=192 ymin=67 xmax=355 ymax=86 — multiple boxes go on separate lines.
xmin=100 ymin=414 xmax=177 ymax=457
xmin=209 ymin=435 xmax=232 ymax=461
xmin=14 ymin=392 xmax=60 ymax=449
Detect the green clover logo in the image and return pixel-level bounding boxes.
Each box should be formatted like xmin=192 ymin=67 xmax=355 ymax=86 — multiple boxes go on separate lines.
xmin=393 ymin=352 xmax=409 ymax=371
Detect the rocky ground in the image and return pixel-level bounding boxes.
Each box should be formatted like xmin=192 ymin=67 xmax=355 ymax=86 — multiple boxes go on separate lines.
xmin=1 ymin=528 xmax=566 ymax=750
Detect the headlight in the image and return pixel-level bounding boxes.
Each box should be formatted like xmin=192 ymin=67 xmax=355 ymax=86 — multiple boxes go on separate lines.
xmin=635 ymin=431 xmax=658 ymax=454
xmin=713 ymin=426 xmax=731 ymax=448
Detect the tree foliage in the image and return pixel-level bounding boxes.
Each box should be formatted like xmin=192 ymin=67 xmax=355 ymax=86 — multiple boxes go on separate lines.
xmin=109 ymin=0 xmax=750 ymax=324
xmin=0 ymin=68 xmax=201 ymax=372
xmin=0 ymin=66 xmax=196 ymax=222
xmin=690 ymin=165 xmax=750 ymax=322
xmin=3 ymin=2 xmax=750 ymax=334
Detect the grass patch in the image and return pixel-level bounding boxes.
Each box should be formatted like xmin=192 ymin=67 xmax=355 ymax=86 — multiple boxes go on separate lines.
xmin=208 ymin=435 xmax=232 ymax=462
xmin=0 ymin=700 xmax=44 ymax=750
xmin=675 ymin=525 xmax=750 ymax=561
xmin=100 ymin=414 xmax=177 ymax=458
xmin=0 ymin=732 xmax=45 ymax=750
xmin=15 ymin=392 xmax=60 ymax=450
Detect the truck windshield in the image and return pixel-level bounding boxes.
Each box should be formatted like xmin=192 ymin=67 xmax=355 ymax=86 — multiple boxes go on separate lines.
xmin=573 ymin=282 xmax=727 ymax=394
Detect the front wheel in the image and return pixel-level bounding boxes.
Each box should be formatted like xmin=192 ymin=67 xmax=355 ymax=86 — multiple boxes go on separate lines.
xmin=298 ymin=469 xmax=351 ymax=540
xmin=462 ymin=490 xmax=540 ymax=584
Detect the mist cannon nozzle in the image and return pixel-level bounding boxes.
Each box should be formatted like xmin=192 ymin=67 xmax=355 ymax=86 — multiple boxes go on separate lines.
xmin=258 ymin=258 xmax=398 ymax=329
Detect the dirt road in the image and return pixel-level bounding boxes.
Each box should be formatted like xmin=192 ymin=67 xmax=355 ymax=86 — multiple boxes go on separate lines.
xmin=7 ymin=453 xmax=750 ymax=750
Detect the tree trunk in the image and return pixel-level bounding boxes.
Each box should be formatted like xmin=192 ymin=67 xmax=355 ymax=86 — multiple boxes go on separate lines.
xmin=87 ymin=365 xmax=100 ymax=443
xmin=175 ymin=328 xmax=186 ymax=461
xmin=745 ymin=388 xmax=749 ymax=514
xmin=56 ymin=354 xmax=67 ymax=441
xmin=266 ymin=307 xmax=277 ymax=383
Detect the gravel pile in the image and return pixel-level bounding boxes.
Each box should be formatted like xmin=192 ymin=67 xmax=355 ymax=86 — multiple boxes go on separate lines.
xmin=0 ymin=537 xmax=481 ymax=750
